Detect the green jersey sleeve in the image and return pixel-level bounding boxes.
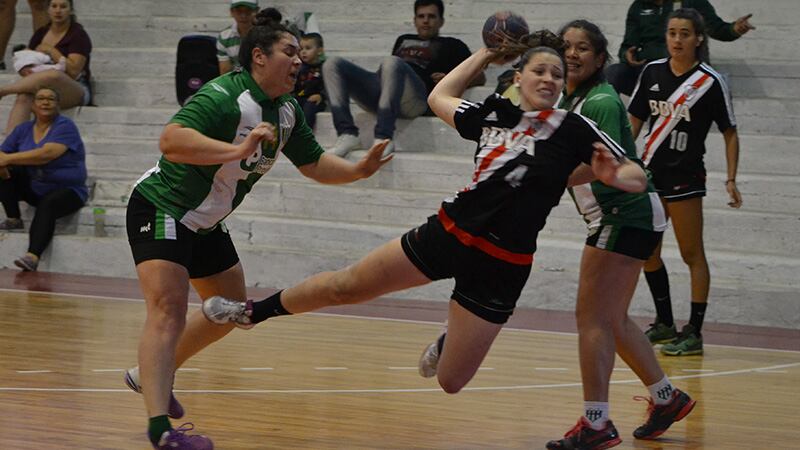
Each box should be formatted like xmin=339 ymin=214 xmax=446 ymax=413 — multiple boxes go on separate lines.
xmin=170 ymin=82 xmax=238 ymax=143
xmin=581 ymin=90 xmax=637 ymax=159
xmin=281 ymin=97 xmax=324 ymax=167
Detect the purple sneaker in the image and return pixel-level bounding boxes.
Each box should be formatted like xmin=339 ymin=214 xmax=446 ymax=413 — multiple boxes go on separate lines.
xmin=154 ymin=423 xmax=213 ymax=450
xmin=125 ymin=367 xmax=185 ymax=419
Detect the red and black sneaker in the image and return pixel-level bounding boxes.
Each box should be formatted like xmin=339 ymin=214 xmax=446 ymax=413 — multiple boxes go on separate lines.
xmin=546 ymin=417 xmax=622 ymax=450
xmin=633 ymin=388 xmax=696 ymax=439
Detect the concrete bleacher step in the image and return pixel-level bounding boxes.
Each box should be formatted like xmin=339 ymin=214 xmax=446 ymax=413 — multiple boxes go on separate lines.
xmin=16 ymin=197 xmax=800 ymax=279
xmin=85 ymin=168 xmax=800 ymax=258
xmin=0 ymin=221 xmax=797 ymax=329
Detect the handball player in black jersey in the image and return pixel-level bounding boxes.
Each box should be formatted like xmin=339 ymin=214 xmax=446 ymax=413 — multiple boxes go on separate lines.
xmin=628 ymin=9 xmax=742 ymax=356
xmin=202 ymin=31 xmax=649 ymax=395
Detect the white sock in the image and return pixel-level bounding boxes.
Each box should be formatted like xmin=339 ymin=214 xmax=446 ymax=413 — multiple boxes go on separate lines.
xmin=647 ymin=375 xmax=675 ymax=405
xmin=583 ymin=401 xmax=609 ymax=430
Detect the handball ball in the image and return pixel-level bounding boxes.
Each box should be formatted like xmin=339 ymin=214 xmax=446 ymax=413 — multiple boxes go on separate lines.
xmin=482 ymin=11 xmax=529 ymax=48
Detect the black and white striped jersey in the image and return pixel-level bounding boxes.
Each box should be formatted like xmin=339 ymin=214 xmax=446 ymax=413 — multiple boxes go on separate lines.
xmin=438 ymin=93 xmax=626 ymax=264
xmin=629 ymin=58 xmax=736 ymax=175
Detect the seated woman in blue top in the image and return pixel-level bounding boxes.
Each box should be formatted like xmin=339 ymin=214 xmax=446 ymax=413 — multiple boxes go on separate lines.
xmin=0 ymin=86 xmax=88 ymax=271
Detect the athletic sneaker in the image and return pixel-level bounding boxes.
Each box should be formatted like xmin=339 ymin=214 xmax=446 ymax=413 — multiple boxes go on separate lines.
xmin=373 ymin=138 xmax=395 ymax=157
xmin=201 ymin=296 xmax=255 ymax=329
xmin=644 ymin=321 xmax=678 ymax=344
xmin=0 ymin=218 xmax=23 ymax=230
xmin=418 ymin=341 xmax=439 ymax=378
xmin=154 ymin=423 xmax=213 ymax=450
xmin=125 ymin=367 xmax=185 ymax=419
xmin=660 ymin=324 xmax=703 ymax=356
xmin=329 ymin=133 xmax=361 ymax=157
xmin=13 ymin=254 xmax=38 ymax=272
xmin=418 ymin=328 xmax=446 ymax=378
xmin=633 ymin=389 xmax=696 ymax=439
xmin=546 ymin=417 xmax=622 ymax=450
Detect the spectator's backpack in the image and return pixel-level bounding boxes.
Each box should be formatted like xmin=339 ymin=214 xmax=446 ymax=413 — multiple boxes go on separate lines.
xmin=175 ymin=35 xmax=219 ymax=105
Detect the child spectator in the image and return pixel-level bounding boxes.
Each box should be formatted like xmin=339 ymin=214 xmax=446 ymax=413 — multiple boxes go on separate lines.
xmin=293 ymin=32 xmax=325 ymax=129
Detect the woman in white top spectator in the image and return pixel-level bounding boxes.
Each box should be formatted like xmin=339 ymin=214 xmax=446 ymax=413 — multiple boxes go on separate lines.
xmin=0 ymin=0 xmax=92 ymax=135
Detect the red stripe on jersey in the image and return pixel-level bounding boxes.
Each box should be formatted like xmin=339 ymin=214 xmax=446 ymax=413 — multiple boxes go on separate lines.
xmin=642 ymin=73 xmax=710 ymax=162
xmin=437 ymin=209 xmax=534 ymax=265
xmin=471 ymin=134 xmax=514 ymax=185
xmin=533 ymin=109 xmax=555 ymax=123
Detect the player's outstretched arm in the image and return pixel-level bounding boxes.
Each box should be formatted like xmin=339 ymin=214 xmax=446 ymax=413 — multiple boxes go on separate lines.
xmin=298 ymin=140 xmax=392 ymax=184
xmin=590 ymin=142 xmax=647 ymax=193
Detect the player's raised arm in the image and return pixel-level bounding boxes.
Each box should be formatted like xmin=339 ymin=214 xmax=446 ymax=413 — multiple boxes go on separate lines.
xmin=428 ymin=48 xmax=498 ymax=129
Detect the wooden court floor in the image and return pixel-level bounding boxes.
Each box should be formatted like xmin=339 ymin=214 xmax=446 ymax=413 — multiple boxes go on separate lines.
xmin=0 ymin=282 xmax=798 ymax=449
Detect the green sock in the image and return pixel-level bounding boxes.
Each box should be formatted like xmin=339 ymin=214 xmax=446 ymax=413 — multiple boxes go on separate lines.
xmin=148 ymin=415 xmax=172 ymax=446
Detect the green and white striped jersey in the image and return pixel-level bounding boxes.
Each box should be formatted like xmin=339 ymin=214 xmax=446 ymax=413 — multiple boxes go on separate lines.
xmin=135 ymin=69 xmax=324 ymax=233
xmin=559 ymin=81 xmax=667 ymax=232
xmin=216 ymin=22 xmax=243 ymax=67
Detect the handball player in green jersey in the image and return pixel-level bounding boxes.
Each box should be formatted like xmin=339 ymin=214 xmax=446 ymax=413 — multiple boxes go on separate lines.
xmin=124 ymin=8 xmax=391 ymax=449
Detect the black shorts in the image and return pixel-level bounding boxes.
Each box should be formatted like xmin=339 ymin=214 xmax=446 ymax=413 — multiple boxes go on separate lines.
xmin=400 ymin=215 xmax=532 ymax=324
xmin=126 ymin=190 xmax=239 ymax=279
xmin=651 ymin=168 xmax=706 ymax=202
xmin=585 ymin=225 xmax=663 ymax=261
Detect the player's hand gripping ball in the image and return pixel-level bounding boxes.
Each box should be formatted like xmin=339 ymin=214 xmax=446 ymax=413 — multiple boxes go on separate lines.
xmin=482 ymin=11 xmax=529 ymax=48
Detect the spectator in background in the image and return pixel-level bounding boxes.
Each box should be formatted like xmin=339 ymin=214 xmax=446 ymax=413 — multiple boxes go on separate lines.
xmin=324 ymin=0 xmax=485 ymax=157
xmin=0 ymin=0 xmax=93 ymax=135
xmin=0 ymin=0 xmax=49 ymax=71
xmin=0 ymin=86 xmax=88 ymax=272
xmin=216 ymin=0 xmax=259 ymax=74
xmin=606 ymin=0 xmax=755 ymax=96
xmin=293 ymin=32 xmax=325 ymax=129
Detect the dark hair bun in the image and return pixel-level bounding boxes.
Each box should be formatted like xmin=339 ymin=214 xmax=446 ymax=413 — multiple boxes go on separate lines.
xmin=254 ymin=7 xmax=282 ymax=26
xmin=521 ymin=29 xmax=566 ymax=53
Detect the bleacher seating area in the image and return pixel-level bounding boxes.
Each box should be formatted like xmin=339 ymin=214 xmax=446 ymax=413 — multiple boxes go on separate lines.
xmin=1 ymin=0 xmax=797 ymax=329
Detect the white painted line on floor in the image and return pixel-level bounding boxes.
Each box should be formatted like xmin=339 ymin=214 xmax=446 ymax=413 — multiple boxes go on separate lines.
xmin=534 ymin=368 xmax=568 ymax=371
xmin=1 ymin=362 xmax=798 ymax=395
xmin=240 ymin=367 xmax=274 ymax=371
xmin=477 ymin=367 xmax=495 ymax=371
xmin=755 ymin=369 xmax=787 ymax=374
xmin=681 ymin=369 xmax=715 ymax=373
xmin=315 ymin=367 xmax=348 ymax=371
xmin=92 ymin=369 xmax=125 ymax=373
xmin=387 ymin=367 xmax=417 ymax=370
xmin=176 ymin=368 xmax=201 ymax=372
xmin=16 ymin=370 xmax=52 ymax=374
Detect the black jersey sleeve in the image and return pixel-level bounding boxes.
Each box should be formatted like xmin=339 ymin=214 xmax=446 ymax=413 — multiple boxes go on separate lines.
xmin=628 ymin=63 xmax=653 ymax=121
xmin=454 ymin=93 xmax=521 ymax=142
xmin=570 ymin=113 xmax=628 ymax=165
xmin=453 ymin=99 xmax=488 ymax=142
xmin=709 ymin=77 xmax=737 ymax=132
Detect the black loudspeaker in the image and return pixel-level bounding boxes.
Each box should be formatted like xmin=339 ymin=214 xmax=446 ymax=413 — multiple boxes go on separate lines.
xmin=175 ymin=35 xmax=220 ymax=106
